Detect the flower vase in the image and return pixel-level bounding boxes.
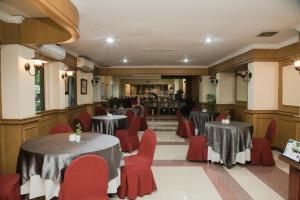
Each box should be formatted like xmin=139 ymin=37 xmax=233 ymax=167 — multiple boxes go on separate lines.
xmin=75 ymin=135 xmax=81 ymax=142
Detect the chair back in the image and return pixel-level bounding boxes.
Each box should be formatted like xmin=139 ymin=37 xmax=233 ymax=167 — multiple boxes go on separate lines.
xmin=176 ymin=109 xmax=182 ymax=120
xmin=191 ymin=107 xmax=201 ymax=111
xmin=137 ymin=129 xmax=157 ymax=165
xmin=265 ymin=119 xmax=277 ymax=142
xmin=128 ymin=117 xmax=141 ymax=136
xmin=216 ymin=114 xmax=227 ymax=121
xmin=73 ymin=112 xmax=92 ymax=132
xmin=125 ymin=110 xmax=135 ymax=125
xmin=58 ymin=155 xmax=108 ymax=200
xmin=95 ymin=107 xmax=107 ymax=116
xmin=182 ymin=119 xmax=195 ymax=138
xmin=49 ymin=124 xmax=73 ymax=134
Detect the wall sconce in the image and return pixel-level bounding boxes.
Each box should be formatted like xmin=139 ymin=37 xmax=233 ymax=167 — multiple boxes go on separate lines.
xmin=209 ymin=76 xmax=218 ymax=86
xmin=61 ymin=70 xmax=74 ymax=80
xmin=236 ymin=70 xmax=252 ymax=82
xmin=91 ymin=77 xmax=100 ymax=85
xmin=294 ymin=60 xmax=300 ymax=73
xmin=24 ymin=58 xmax=47 ymax=76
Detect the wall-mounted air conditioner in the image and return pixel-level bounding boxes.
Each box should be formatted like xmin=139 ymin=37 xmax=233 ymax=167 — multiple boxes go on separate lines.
xmin=77 ymin=57 xmax=94 ymax=71
xmin=37 ymin=44 xmax=66 ymax=60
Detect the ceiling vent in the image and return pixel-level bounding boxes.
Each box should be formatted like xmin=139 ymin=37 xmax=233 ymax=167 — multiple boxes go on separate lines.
xmin=37 ymin=44 xmax=66 ymax=60
xmin=257 ymin=31 xmax=278 ymax=37
xmin=77 ymin=57 xmax=94 ymax=72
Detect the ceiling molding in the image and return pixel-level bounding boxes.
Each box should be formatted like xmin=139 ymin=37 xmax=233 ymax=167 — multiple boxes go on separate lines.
xmin=295 ymin=24 xmax=300 ymax=32
xmin=208 ymin=41 xmax=300 ymax=75
xmin=95 ymin=67 xmax=208 ymax=76
xmin=99 ymin=65 xmax=208 ymax=69
xmin=208 ymin=36 xmax=299 ymax=67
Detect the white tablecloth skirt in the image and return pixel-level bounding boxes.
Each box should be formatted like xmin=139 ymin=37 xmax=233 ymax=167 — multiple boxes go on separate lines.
xmin=208 ymin=147 xmax=251 ymax=165
xmin=21 ymin=169 xmax=121 ymax=200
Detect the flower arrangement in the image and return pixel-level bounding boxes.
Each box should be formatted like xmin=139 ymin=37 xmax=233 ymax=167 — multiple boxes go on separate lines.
xmin=75 ymin=123 xmax=82 ymax=135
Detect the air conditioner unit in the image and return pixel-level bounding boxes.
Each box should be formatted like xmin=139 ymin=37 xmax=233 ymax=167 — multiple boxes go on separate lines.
xmin=37 ymin=44 xmax=66 ymax=60
xmin=77 ymin=57 xmax=94 ymax=71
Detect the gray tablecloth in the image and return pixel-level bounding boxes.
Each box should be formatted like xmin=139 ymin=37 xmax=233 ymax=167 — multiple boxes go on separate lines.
xmin=109 ymin=107 xmax=140 ymax=116
xmin=189 ymin=111 xmax=218 ymax=135
xmin=205 ymin=121 xmax=253 ymax=168
xmin=92 ymin=115 xmax=128 ymax=135
xmin=17 ymin=133 xmax=123 ymax=184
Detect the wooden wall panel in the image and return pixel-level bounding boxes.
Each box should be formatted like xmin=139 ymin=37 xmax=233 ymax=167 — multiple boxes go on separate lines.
xmin=0 ymin=104 xmax=93 ymax=175
xmin=0 ymin=125 xmax=23 ymax=174
xmin=22 ymin=124 xmax=39 ymax=142
xmin=276 ymin=119 xmax=297 ymax=150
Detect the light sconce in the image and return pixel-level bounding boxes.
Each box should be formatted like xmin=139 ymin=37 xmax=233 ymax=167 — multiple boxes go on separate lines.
xmin=61 ymin=70 xmax=74 ymax=80
xmin=294 ymin=60 xmax=300 ymax=73
xmin=209 ymin=76 xmax=218 ymax=86
xmin=236 ymin=70 xmax=252 ymax=82
xmin=24 ymin=58 xmax=47 ymax=76
xmin=91 ymin=77 xmax=100 ymax=85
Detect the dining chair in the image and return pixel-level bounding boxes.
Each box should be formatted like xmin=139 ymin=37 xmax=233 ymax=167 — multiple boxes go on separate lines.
xmin=58 ymin=155 xmax=108 ymax=200
xmin=182 ymin=119 xmax=208 ymax=161
xmin=139 ymin=107 xmax=148 ymax=131
xmin=118 ymin=129 xmax=157 ymax=200
xmin=95 ymin=107 xmax=107 ymax=116
xmin=0 ymin=173 xmax=22 ymax=200
xmin=115 ymin=117 xmax=141 ymax=152
xmin=251 ymin=119 xmax=277 ymax=166
xmin=49 ymin=124 xmax=73 ymax=134
xmin=73 ymin=112 xmax=92 ymax=132
xmin=216 ymin=114 xmax=227 ymax=121
xmin=176 ymin=109 xmax=189 ymax=138
xmin=125 ymin=110 xmax=135 ymax=125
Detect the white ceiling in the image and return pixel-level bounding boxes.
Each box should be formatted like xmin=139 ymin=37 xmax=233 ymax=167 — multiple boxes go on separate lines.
xmin=64 ymin=0 xmax=300 ymax=67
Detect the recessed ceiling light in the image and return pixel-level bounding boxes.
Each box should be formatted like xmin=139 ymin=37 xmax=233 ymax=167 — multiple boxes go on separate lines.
xmin=183 ymin=58 xmax=189 ymax=63
xmin=205 ymin=37 xmax=212 ymax=44
xmin=106 ymin=37 xmax=115 ymax=44
xmin=122 ymin=58 xmax=128 ymax=63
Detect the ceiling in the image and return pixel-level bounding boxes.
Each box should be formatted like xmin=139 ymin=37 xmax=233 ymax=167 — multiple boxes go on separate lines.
xmin=0 ymin=0 xmax=46 ymax=18
xmin=63 ymin=0 xmax=300 ymax=67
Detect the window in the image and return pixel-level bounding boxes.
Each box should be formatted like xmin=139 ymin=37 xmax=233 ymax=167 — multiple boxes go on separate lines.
xmin=35 ymin=68 xmax=45 ymax=112
xmin=67 ymin=76 xmax=76 ymax=107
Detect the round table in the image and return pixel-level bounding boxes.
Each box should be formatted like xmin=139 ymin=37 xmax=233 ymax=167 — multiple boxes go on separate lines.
xmin=189 ymin=111 xmax=218 ymax=135
xmin=205 ymin=121 xmax=253 ymax=168
xmin=92 ymin=115 xmax=128 ymax=135
xmin=17 ymin=133 xmax=123 ymax=200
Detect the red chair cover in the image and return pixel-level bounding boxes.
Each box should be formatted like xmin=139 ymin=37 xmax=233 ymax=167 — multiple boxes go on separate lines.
xmin=59 ymin=155 xmax=108 ymax=200
xmin=139 ymin=108 xmax=148 ymax=131
xmin=176 ymin=109 xmax=188 ymax=138
xmin=182 ymin=119 xmax=208 ymax=161
xmin=73 ymin=112 xmax=92 ymax=132
xmin=125 ymin=110 xmax=135 ymax=125
xmin=49 ymin=124 xmax=73 ymax=134
xmin=131 ymin=97 xmax=138 ymax=106
xmin=118 ymin=129 xmax=157 ymax=200
xmin=0 ymin=174 xmax=21 ymax=200
xmin=95 ymin=107 xmax=107 ymax=116
xmin=251 ymin=119 xmax=277 ymax=166
xmin=191 ymin=107 xmax=201 ymax=111
xmin=265 ymin=119 xmax=277 ymax=142
xmin=216 ymin=114 xmax=227 ymax=121
xmin=116 ymin=117 xmax=141 ymax=152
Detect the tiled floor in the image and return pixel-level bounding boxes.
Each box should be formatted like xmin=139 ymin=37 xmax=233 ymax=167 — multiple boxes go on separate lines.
xmin=111 ymin=118 xmax=290 ymax=200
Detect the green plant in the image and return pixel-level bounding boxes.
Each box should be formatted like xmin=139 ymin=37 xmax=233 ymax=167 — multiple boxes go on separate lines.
xmin=207 ymin=94 xmax=216 ymax=103
xmin=206 ymin=94 xmax=216 ymax=111
xmin=75 ymin=123 xmax=82 ymax=135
